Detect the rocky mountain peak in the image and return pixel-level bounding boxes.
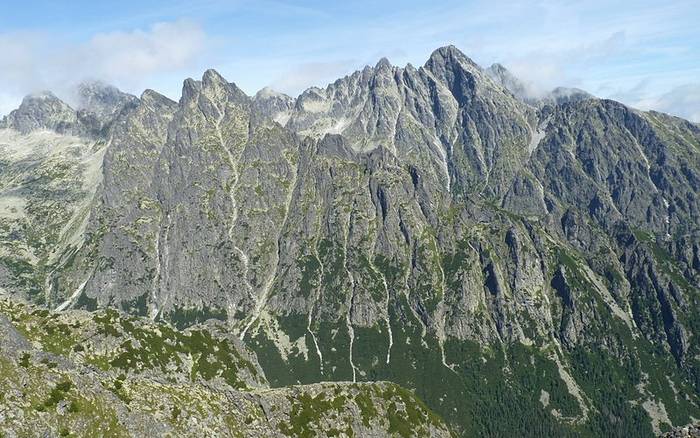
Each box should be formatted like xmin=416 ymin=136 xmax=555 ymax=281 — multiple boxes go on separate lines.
xmin=485 ymin=62 xmax=532 ymax=102
xmin=2 ymin=91 xmax=78 ymax=134
xmin=182 ymin=69 xmax=249 ymax=108
xmin=293 ymin=87 xmax=326 ymax=111
xmin=423 ymin=45 xmax=503 ymax=107
xmin=487 ymin=62 xmax=508 ymax=75
xmin=375 ymin=56 xmax=393 ymax=70
xmin=181 ymin=77 xmax=202 ymax=103
xmin=485 ymin=62 xmax=516 ymax=83
xmin=485 ymin=63 xmax=596 ymax=106
xmin=547 ymin=86 xmax=594 ymax=104
xmin=426 ymin=44 xmax=480 ymax=72
xmin=140 ymin=89 xmax=176 ymax=107
xmin=24 ymin=90 xmax=60 ymax=101
xmin=202 ymin=68 xmax=229 ymax=88
xmin=254 ymin=86 xmax=289 ymax=101
xmin=77 ymin=81 xmax=137 ymax=114
xmin=252 ymin=87 xmax=294 ymax=125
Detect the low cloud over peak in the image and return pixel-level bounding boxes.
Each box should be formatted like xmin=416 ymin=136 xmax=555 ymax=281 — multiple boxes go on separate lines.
xmin=0 ymin=20 xmax=206 ymax=115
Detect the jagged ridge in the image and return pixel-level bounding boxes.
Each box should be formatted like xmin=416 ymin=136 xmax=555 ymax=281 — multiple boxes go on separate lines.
xmin=0 ymin=46 xmax=699 ymax=437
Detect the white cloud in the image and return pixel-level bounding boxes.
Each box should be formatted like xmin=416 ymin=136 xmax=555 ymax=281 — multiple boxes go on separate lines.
xmin=633 ymin=83 xmax=700 ymax=122
xmin=80 ymin=21 xmax=206 ymax=82
xmin=0 ymin=20 xmax=206 ymax=116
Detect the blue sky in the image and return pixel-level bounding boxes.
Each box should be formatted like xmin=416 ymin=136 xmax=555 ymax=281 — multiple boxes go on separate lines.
xmin=0 ymin=0 xmax=698 ymax=121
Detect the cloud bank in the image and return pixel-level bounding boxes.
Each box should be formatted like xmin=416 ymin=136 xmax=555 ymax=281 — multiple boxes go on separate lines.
xmin=633 ymin=84 xmax=700 ymax=122
xmin=0 ymin=20 xmax=206 ymax=115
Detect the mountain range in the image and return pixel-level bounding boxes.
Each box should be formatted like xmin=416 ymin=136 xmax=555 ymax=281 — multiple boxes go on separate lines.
xmin=0 ymin=45 xmax=699 ymax=437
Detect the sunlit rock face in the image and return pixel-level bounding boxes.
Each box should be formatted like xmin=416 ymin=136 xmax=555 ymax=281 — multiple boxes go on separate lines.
xmin=1 ymin=45 xmax=699 ymax=437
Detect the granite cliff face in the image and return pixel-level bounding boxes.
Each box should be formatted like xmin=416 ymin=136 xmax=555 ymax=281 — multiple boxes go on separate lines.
xmin=1 ymin=46 xmax=699 ymax=437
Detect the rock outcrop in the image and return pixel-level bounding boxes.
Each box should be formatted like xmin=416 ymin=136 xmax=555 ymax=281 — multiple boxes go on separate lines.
xmin=0 ymin=296 xmax=451 ymax=437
